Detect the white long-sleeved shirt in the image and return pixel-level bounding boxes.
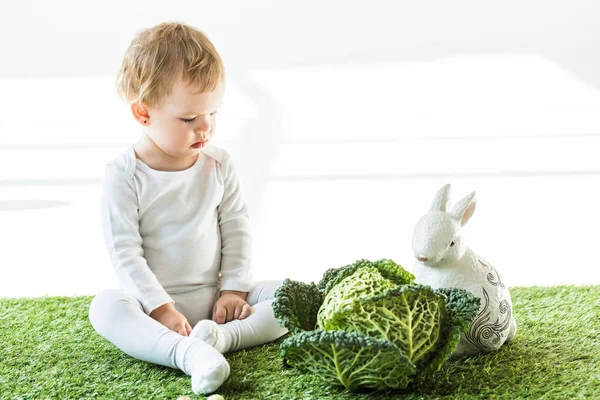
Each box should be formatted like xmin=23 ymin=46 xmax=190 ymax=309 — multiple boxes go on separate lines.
xmin=100 ymin=144 xmax=252 ymax=315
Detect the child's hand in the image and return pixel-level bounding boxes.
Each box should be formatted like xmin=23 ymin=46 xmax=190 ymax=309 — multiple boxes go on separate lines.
xmin=150 ymin=303 xmax=192 ymax=336
xmin=212 ymin=292 xmax=252 ymax=324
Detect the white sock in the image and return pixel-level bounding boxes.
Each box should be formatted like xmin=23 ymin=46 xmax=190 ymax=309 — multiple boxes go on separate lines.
xmin=190 ymin=319 xmax=231 ymax=354
xmin=190 ymin=356 xmax=230 ymax=395
xmin=174 ymin=337 xmax=230 ymax=395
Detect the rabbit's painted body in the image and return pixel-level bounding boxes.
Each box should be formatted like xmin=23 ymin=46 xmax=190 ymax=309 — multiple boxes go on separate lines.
xmin=411 ymin=184 xmax=516 ymax=357
xmin=414 ymin=248 xmax=516 ymax=356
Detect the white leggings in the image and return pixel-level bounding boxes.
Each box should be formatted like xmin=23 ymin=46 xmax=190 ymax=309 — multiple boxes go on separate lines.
xmin=88 ymin=280 xmax=287 ymax=370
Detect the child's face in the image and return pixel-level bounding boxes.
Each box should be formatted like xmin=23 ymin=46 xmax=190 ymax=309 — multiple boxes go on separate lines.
xmin=144 ymin=80 xmax=225 ymax=159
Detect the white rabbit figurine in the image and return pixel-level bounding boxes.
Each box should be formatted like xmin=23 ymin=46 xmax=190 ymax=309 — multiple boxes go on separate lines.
xmin=412 ymin=183 xmax=517 ymax=357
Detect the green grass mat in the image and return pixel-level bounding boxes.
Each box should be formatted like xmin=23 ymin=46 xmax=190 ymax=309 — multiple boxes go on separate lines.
xmin=1 ymin=285 xmax=599 ymax=399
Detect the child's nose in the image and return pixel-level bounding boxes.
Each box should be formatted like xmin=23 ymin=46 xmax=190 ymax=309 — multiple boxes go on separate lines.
xmin=195 ymin=124 xmax=211 ymax=137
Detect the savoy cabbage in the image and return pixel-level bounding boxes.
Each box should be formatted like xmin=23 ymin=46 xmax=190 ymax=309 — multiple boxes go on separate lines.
xmin=273 ymin=259 xmax=480 ymax=391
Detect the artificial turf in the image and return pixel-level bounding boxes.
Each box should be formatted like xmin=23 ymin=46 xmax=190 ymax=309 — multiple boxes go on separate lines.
xmin=1 ymin=285 xmax=598 ymax=399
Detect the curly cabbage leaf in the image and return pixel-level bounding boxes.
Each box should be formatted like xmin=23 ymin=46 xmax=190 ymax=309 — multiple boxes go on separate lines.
xmin=318 ymin=259 xmax=415 ymax=296
xmin=326 ymin=284 xmax=447 ymax=365
xmin=273 ymin=279 xmax=322 ymax=333
xmin=281 ymin=330 xmax=416 ymax=390
xmin=317 ymin=267 xmax=396 ymax=330
xmin=417 ymin=287 xmax=481 ymax=374
xmin=436 ymin=287 xmax=481 ymax=333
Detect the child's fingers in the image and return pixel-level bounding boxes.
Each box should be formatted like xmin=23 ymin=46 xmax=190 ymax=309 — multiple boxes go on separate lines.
xmin=177 ymin=324 xmax=188 ymax=336
xmin=233 ymin=305 xmax=242 ymax=320
xmin=225 ymin=306 xmax=234 ymax=323
xmin=213 ymin=306 xmax=227 ymax=324
xmin=239 ymin=303 xmax=252 ymax=320
xmin=185 ymin=321 xmax=192 ymax=336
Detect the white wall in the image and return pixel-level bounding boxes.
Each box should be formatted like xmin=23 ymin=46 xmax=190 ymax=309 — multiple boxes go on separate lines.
xmin=1 ymin=1 xmax=599 ymax=297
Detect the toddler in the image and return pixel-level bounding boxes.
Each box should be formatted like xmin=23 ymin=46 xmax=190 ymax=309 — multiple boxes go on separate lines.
xmin=89 ymin=21 xmax=288 ymax=395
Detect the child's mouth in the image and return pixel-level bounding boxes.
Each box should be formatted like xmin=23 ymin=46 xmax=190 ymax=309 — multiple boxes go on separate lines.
xmin=191 ymin=141 xmax=207 ymax=149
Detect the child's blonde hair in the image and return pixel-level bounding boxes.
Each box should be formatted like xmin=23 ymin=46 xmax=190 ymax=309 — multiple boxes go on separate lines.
xmin=116 ymin=22 xmax=225 ymax=107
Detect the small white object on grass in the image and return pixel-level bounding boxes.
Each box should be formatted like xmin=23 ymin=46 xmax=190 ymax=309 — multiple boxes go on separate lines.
xmin=177 ymin=397 xmax=191 ymax=400
xmin=206 ymin=395 xmax=225 ymax=400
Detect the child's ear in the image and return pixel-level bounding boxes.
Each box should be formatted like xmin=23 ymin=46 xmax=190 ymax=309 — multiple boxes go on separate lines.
xmin=130 ymin=101 xmax=150 ymax=126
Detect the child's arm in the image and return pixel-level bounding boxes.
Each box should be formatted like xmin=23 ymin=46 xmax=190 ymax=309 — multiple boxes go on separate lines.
xmin=216 ymin=152 xmax=253 ymax=294
xmin=101 ymin=164 xmax=174 ymax=316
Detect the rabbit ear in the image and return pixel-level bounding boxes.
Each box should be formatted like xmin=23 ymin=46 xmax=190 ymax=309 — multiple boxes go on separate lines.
xmin=450 ymin=191 xmax=477 ymax=227
xmin=430 ymin=183 xmax=452 ymax=212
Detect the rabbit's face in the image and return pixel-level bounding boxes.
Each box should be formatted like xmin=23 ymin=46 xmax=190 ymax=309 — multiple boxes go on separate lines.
xmin=412 ymin=211 xmax=465 ymax=267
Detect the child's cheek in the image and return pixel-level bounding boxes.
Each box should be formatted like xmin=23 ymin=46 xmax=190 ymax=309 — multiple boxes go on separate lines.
xmin=170 ymin=124 xmax=187 ymax=147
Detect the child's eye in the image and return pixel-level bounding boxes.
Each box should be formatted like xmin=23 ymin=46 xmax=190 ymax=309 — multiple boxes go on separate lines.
xmin=210 ymin=110 xmax=218 ymax=116
xmin=181 ymin=117 xmax=196 ymax=123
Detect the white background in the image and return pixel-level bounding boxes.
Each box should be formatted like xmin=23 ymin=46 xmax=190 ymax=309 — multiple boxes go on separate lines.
xmin=1 ymin=0 xmax=599 ymax=297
